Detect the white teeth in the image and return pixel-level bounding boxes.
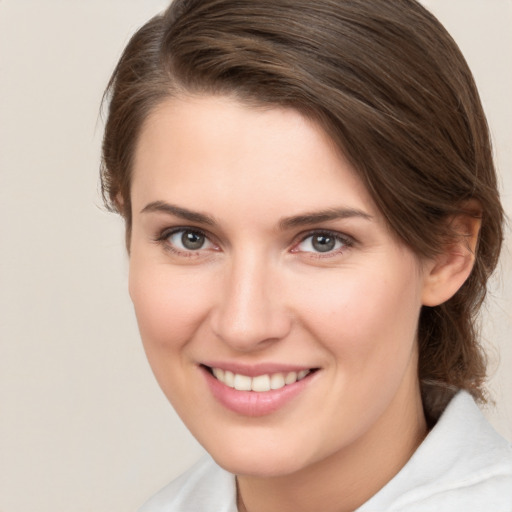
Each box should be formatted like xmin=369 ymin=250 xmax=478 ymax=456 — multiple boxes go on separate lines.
xmin=251 ymin=374 xmax=271 ymax=392
xmin=224 ymin=370 xmax=235 ymax=388
xmin=212 ymin=368 xmax=224 ymax=381
xmin=270 ymin=373 xmax=285 ymax=390
xmin=284 ymin=371 xmax=298 ymax=384
xmin=211 ymin=367 xmax=312 ymax=392
xmin=233 ymin=374 xmax=252 ymax=391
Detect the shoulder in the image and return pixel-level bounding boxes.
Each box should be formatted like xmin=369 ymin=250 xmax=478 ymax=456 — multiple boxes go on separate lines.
xmin=138 ymin=455 xmax=237 ymax=512
xmin=359 ymin=391 xmax=512 ymax=511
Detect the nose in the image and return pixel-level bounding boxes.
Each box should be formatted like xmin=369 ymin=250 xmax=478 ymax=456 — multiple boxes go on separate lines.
xmin=210 ymin=252 xmax=292 ymax=352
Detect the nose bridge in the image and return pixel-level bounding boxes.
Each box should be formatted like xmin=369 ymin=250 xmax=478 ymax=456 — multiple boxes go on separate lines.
xmin=212 ymin=247 xmax=289 ymax=350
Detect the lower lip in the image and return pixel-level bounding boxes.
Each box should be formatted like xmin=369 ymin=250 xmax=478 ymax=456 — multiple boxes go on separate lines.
xmin=201 ymin=367 xmax=316 ymax=417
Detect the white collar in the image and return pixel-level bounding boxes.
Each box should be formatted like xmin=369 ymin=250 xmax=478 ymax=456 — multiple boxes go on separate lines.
xmin=357 ymin=391 xmax=512 ymax=510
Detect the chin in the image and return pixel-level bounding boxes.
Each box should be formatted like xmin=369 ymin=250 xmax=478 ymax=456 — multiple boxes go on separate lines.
xmin=216 ymin=454 xmax=309 ymax=479
xmin=203 ymin=436 xmax=316 ymax=478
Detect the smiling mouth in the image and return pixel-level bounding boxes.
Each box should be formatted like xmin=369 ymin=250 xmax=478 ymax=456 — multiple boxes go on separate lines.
xmin=203 ymin=365 xmax=318 ymax=392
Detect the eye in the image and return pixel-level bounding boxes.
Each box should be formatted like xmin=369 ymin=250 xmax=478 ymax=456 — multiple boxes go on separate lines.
xmin=294 ymin=231 xmax=351 ymax=255
xmin=162 ymin=228 xmax=217 ymax=254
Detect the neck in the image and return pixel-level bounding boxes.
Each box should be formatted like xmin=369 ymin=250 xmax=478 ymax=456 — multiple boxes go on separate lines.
xmin=236 ymin=383 xmax=427 ymax=512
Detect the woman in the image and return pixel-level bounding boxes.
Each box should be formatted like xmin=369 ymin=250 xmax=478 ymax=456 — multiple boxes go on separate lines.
xmin=101 ymin=0 xmax=512 ymax=510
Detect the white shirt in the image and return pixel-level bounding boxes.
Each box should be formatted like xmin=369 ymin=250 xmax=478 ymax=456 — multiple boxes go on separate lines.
xmin=139 ymin=391 xmax=512 ymax=511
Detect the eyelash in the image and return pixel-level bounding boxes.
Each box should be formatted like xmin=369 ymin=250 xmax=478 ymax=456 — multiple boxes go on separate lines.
xmin=154 ymin=227 xmax=219 ymax=258
xmin=291 ymin=229 xmax=354 ymax=258
xmin=154 ymin=227 xmax=354 ymax=258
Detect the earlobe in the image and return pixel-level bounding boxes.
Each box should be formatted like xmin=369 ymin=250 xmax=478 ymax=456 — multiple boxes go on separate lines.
xmin=421 ymin=206 xmax=482 ymax=307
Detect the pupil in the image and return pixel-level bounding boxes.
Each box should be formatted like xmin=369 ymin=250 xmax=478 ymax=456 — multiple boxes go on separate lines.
xmin=182 ymin=231 xmax=205 ymax=250
xmin=312 ymin=234 xmax=335 ymax=252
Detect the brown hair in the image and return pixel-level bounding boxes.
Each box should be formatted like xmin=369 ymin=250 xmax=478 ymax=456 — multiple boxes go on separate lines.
xmin=101 ymin=0 xmax=503 ymax=406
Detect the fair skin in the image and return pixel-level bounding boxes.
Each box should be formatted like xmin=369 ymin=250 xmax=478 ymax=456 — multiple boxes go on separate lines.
xmin=128 ymin=95 xmax=478 ymax=512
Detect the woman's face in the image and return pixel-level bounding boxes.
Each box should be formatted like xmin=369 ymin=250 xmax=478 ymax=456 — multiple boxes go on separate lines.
xmin=129 ymin=95 xmax=430 ymax=477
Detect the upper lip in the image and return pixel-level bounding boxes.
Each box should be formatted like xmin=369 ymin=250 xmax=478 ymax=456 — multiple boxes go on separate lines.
xmin=200 ymin=361 xmax=318 ymax=377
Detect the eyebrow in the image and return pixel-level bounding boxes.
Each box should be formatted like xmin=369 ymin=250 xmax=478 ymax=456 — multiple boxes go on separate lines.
xmin=278 ymin=208 xmax=373 ymax=230
xmin=140 ymin=201 xmax=216 ymax=226
xmin=141 ymin=201 xmax=372 ymax=229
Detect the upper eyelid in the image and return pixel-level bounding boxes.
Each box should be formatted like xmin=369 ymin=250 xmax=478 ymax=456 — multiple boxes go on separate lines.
xmin=158 ymin=225 xmax=212 ymax=240
xmin=293 ymin=228 xmax=354 ymax=244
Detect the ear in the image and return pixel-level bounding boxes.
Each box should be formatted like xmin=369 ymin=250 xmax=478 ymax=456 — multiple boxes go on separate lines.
xmin=421 ymin=202 xmax=482 ymax=307
xmin=114 ymin=192 xmax=132 ymax=253
xmin=114 ymin=192 xmax=125 ymax=212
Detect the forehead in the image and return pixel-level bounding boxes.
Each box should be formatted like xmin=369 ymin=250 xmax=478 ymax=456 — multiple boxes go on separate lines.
xmin=131 ymin=94 xmax=378 ymax=221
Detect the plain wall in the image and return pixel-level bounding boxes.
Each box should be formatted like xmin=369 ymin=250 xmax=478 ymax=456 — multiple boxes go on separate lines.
xmin=0 ymin=1 xmax=510 ymax=511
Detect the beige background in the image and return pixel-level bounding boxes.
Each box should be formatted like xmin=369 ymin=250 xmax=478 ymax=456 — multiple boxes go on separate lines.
xmin=0 ymin=1 xmax=510 ymax=511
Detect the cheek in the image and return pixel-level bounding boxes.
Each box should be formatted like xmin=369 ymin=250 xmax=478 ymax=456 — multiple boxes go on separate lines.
xmin=128 ymin=258 xmax=219 ymax=410
xmin=128 ymin=257 xmax=213 ymax=357
xmin=295 ymin=262 xmax=423 ymax=372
